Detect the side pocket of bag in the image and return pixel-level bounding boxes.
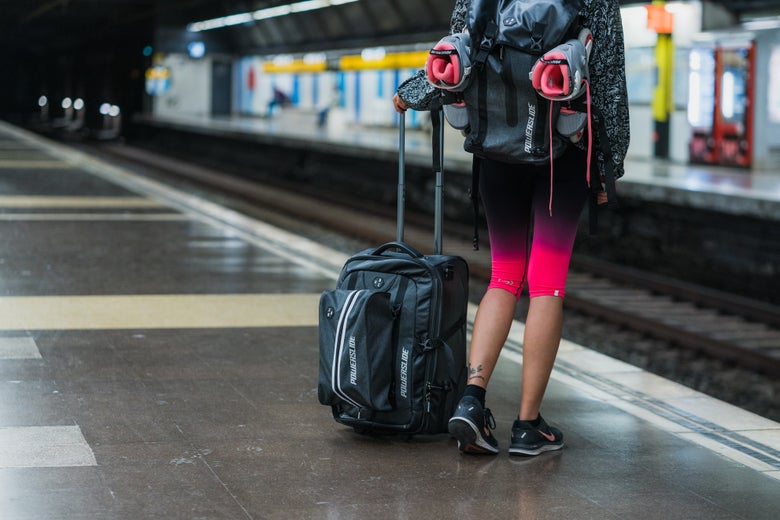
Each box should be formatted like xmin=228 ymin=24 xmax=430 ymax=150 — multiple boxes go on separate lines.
xmin=318 ymin=289 xmax=397 ymax=412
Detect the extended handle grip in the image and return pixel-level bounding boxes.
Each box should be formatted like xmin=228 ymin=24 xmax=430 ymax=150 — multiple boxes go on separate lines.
xmin=371 ymin=241 xmax=425 ymax=258
xmin=395 ymin=108 xmax=445 ymax=255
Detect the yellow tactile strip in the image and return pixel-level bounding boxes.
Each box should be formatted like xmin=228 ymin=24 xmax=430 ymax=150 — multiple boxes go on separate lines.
xmin=0 ymin=196 xmax=166 ymax=208
xmin=0 ymin=214 xmax=188 ymax=221
xmin=0 ymin=294 xmax=320 ymax=330
xmin=0 ymin=160 xmax=65 ymax=169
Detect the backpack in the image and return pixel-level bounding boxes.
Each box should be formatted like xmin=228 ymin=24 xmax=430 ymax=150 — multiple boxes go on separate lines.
xmin=425 ymin=0 xmax=617 ymax=242
xmin=462 ymin=0 xmax=585 ymax=164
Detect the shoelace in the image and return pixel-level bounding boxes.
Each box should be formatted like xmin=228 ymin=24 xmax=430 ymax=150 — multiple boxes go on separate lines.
xmin=484 ymin=408 xmax=497 ymax=431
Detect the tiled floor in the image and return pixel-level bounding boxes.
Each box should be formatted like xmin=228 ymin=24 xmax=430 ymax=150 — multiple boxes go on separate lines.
xmin=0 ymin=120 xmax=778 ymax=519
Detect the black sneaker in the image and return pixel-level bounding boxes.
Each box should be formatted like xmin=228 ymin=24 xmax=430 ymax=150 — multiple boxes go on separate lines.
xmin=509 ymin=415 xmax=564 ymax=456
xmin=447 ymin=396 xmax=499 ymax=454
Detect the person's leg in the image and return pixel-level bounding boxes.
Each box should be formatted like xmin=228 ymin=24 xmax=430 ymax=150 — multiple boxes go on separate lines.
xmin=448 ymin=158 xmax=534 ymax=454
xmin=519 ymin=149 xmax=589 ymax=420
xmin=519 ymin=295 xmax=564 ymax=420
xmin=466 ymin=288 xmax=518 ymax=389
xmin=508 ymin=149 xmax=589 ymax=456
xmin=467 ymin=158 xmax=535 ymax=390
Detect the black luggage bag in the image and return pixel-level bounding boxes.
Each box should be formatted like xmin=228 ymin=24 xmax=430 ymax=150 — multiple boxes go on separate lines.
xmin=317 ymin=110 xmax=469 ymax=435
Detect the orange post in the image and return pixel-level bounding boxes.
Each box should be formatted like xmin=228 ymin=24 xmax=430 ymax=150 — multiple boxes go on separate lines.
xmin=646 ymin=1 xmax=674 ymax=158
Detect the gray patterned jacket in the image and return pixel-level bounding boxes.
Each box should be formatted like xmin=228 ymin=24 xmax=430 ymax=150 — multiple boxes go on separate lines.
xmin=397 ymin=0 xmax=630 ymax=179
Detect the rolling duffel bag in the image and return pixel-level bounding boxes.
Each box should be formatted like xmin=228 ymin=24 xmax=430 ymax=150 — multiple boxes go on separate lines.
xmin=318 ymin=109 xmax=468 ymax=435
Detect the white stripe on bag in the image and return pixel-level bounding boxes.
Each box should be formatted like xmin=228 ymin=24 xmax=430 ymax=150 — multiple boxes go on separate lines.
xmin=331 ymin=290 xmax=364 ymax=408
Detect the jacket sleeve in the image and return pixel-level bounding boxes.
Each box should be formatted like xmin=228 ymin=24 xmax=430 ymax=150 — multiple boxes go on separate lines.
xmin=395 ymin=70 xmax=438 ymax=111
xmin=396 ymin=0 xmax=470 ymax=110
xmin=583 ymin=0 xmax=631 ymax=180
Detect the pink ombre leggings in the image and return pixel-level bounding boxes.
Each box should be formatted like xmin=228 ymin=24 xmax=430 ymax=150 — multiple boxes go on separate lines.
xmin=480 ymin=148 xmax=589 ymax=299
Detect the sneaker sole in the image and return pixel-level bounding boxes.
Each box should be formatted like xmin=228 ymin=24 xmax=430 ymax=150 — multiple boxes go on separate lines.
xmin=508 ymin=442 xmax=564 ymax=457
xmin=448 ymin=417 xmax=499 ymax=455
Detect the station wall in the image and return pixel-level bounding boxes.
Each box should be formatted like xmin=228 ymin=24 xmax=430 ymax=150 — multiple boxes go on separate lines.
xmin=151 ymin=54 xmax=213 ymax=118
xmin=146 ymin=1 xmax=779 ymax=169
xmin=753 ymin=29 xmax=780 ymax=170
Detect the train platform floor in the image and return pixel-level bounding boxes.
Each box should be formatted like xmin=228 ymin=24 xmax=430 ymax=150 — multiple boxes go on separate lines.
xmin=1 ymin=118 xmax=779 ymax=519
xmin=139 ymin=110 xmax=780 ymax=222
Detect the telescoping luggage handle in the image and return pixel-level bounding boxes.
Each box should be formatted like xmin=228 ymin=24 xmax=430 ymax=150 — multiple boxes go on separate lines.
xmin=397 ymin=109 xmax=445 ymax=255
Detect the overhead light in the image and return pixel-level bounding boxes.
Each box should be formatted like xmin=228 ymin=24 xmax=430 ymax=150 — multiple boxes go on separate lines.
xmin=361 ymin=47 xmax=386 ymax=61
xmin=273 ymin=55 xmax=295 ymax=66
xmin=188 ymin=41 xmax=206 ymax=58
xmin=303 ymin=52 xmax=327 ymax=64
xmin=742 ymin=17 xmax=780 ymax=31
xmin=188 ymin=0 xmax=360 ymax=32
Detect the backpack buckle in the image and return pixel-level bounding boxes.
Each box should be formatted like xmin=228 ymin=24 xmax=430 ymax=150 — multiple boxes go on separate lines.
xmin=530 ymin=21 xmax=546 ymax=52
xmin=479 ymin=20 xmax=499 ymax=51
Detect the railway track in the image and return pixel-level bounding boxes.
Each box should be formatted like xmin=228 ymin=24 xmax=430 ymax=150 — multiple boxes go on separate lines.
xmin=564 ymin=261 xmax=780 ymax=376
xmin=89 ymin=142 xmax=780 ymax=381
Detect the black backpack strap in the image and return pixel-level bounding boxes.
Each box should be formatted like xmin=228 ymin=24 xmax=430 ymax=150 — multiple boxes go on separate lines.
xmin=474 ymin=20 xmax=499 ymax=65
xmin=472 ymin=66 xmax=489 ymax=152
xmin=468 ymin=0 xmax=499 ymax=153
xmin=586 ymin=104 xmax=619 ymax=235
xmin=590 ymin=105 xmax=619 ymax=210
xmin=470 ymin=0 xmax=500 ymax=65
xmin=588 ymin=189 xmax=599 ymax=235
xmin=470 ymin=155 xmax=481 ymax=251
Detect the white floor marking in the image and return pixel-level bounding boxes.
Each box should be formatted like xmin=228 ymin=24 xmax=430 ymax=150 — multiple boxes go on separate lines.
xmin=0 ymin=425 xmax=97 ymax=468
xmin=0 ymin=337 xmax=42 ymax=359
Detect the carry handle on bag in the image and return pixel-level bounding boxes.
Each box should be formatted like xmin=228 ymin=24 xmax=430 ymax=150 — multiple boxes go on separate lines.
xmin=396 ymin=109 xmax=446 ymax=255
xmin=372 ymin=241 xmax=425 ymax=258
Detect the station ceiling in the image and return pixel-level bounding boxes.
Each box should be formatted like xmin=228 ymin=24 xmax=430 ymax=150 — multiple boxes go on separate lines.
xmin=2 ymin=0 xmax=780 ymax=60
